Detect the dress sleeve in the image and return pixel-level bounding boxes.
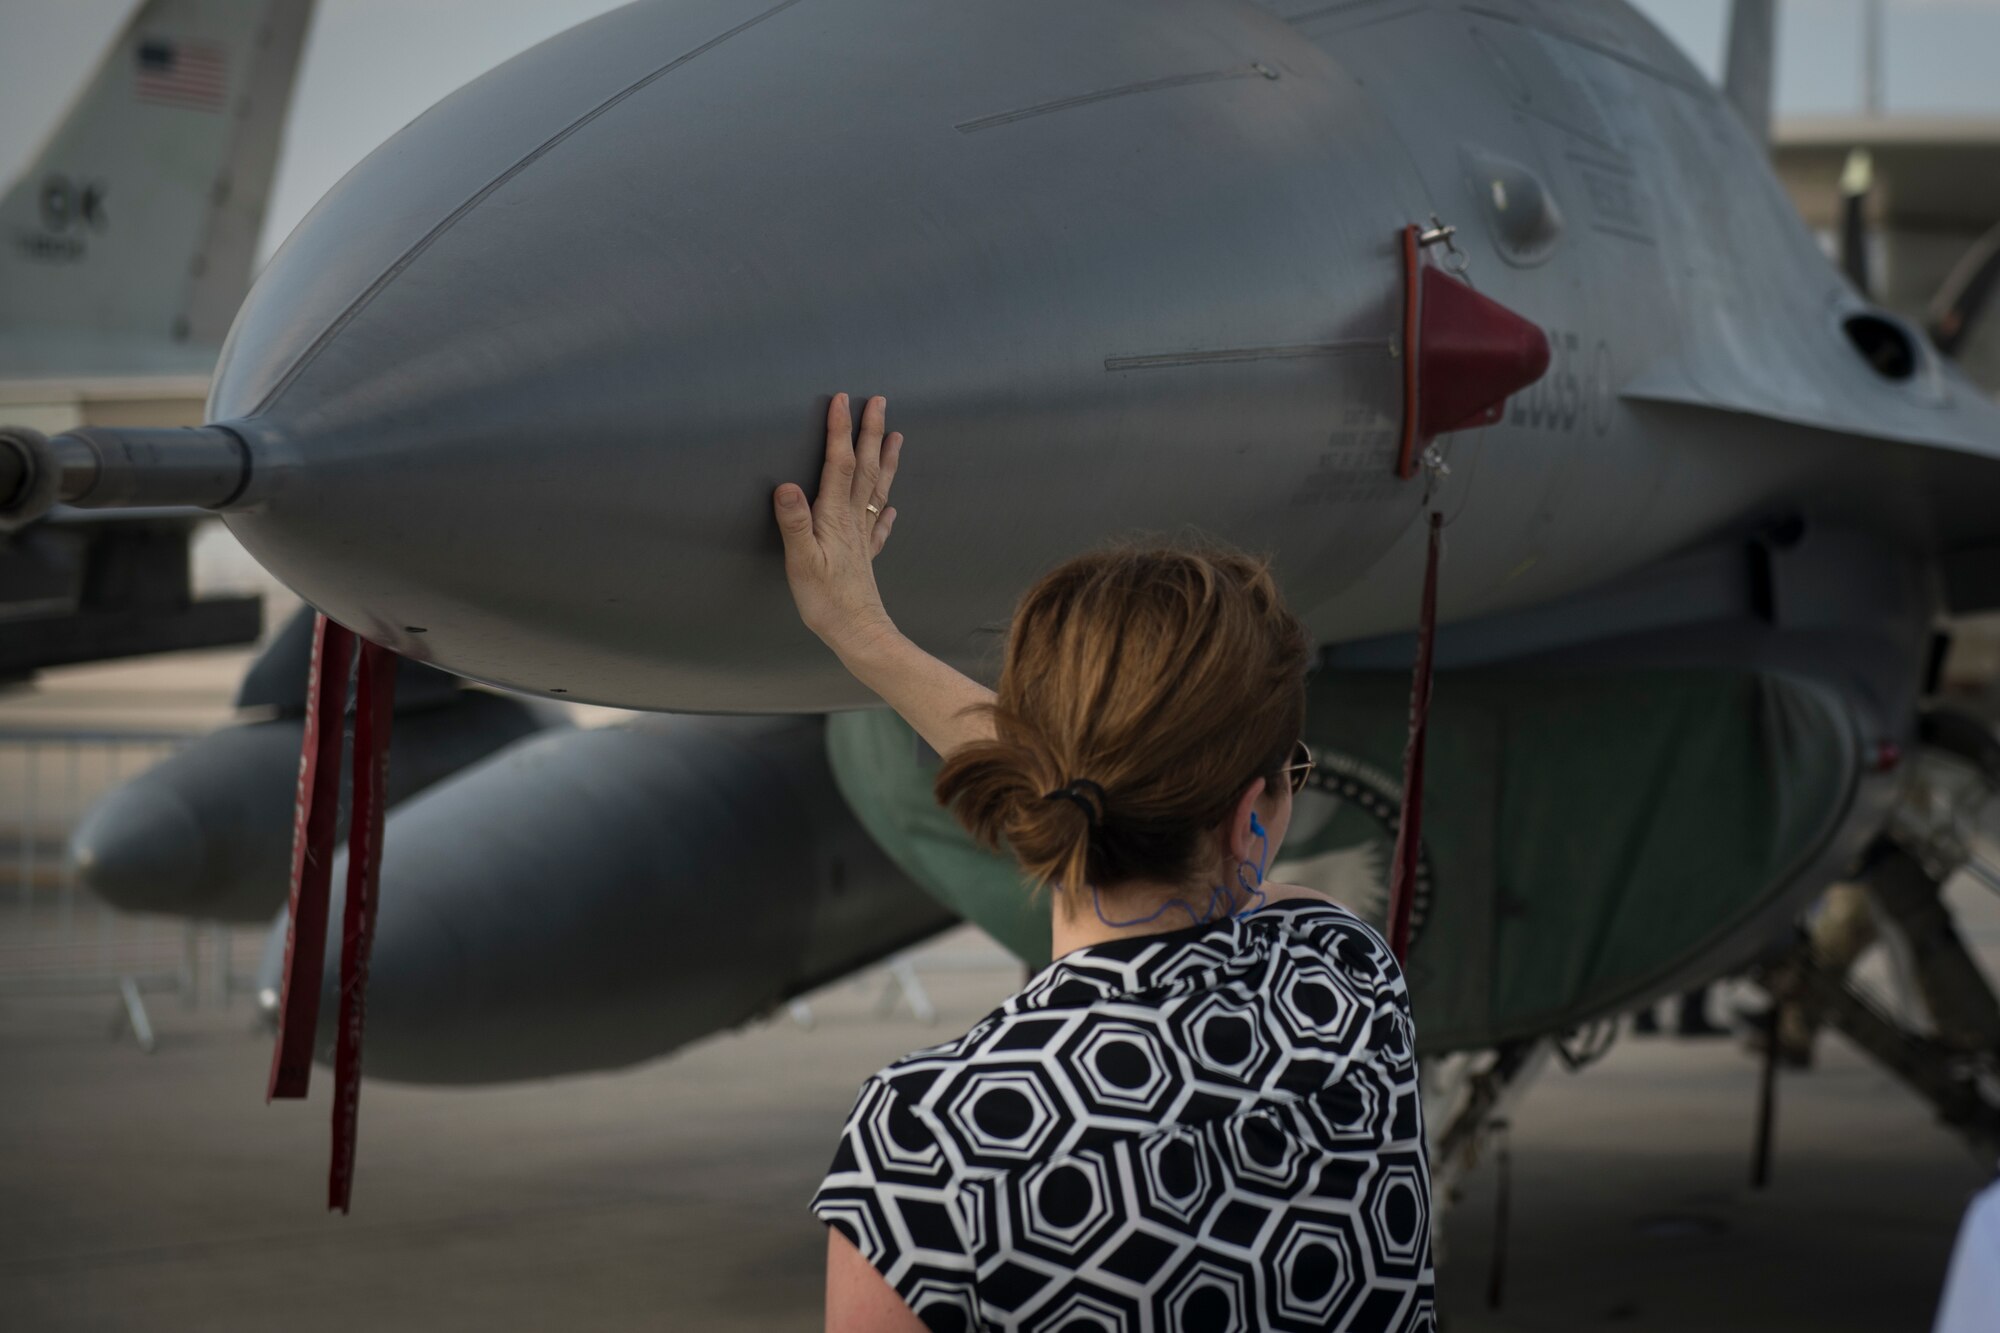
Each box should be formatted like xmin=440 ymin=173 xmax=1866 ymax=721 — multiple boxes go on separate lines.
xmin=809 ymin=1075 xmax=981 ymax=1330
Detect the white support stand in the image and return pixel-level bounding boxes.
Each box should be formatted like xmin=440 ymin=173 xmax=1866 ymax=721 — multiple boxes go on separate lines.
xmin=110 ymin=976 xmax=156 ymax=1054
xmin=876 ymin=956 xmax=937 ymax=1025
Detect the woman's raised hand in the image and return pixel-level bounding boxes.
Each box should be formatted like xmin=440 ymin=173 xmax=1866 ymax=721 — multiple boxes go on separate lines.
xmin=773 ymin=393 xmax=905 ymax=656
xmin=775 ymin=394 xmax=997 ymax=755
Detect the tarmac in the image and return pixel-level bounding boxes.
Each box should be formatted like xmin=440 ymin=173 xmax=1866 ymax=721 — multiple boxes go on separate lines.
xmin=1 ymin=578 xmax=1997 ymax=1331
xmin=1 ymin=921 xmax=1994 ymax=1332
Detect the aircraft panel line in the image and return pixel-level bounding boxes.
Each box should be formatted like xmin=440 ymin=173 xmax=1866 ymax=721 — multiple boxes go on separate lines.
xmin=954 ymin=63 xmax=1279 ymax=134
xmin=1103 ymin=339 xmax=1388 ymax=372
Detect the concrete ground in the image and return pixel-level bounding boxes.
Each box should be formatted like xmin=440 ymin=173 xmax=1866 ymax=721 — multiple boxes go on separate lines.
xmin=0 ymin=917 xmax=1993 ymax=1333
xmin=1437 ymin=962 xmax=1995 ymax=1330
xmin=1 ymin=593 xmax=1996 ymax=1331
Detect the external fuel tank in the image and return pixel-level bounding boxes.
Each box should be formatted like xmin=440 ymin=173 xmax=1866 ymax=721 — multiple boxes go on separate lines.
xmin=258 ymin=714 xmax=953 ymax=1083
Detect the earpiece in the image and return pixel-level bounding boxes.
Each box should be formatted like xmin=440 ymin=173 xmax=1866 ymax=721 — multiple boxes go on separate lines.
xmin=1096 ymin=810 xmax=1274 ymax=929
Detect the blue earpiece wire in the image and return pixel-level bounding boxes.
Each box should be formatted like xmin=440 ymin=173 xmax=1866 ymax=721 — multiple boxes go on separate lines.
xmin=1090 ymin=811 xmax=1270 ymax=928
xmin=1236 ymin=813 xmax=1270 ymax=919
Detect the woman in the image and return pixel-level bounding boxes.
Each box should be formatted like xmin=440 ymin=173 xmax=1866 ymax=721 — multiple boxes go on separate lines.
xmin=775 ymin=395 xmax=1433 ymax=1332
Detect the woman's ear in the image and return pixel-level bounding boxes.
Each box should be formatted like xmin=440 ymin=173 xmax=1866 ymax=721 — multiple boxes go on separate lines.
xmin=1227 ymin=778 xmax=1267 ymax=863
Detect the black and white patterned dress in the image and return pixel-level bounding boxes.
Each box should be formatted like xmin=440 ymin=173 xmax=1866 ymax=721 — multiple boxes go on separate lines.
xmin=810 ymin=898 xmax=1434 ymax=1331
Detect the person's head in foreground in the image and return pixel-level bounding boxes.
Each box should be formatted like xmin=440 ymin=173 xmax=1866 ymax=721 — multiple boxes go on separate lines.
xmin=778 ymin=394 xmax=1433 ymax=1332
xmin=936 ymin=539 xmax=1313 ymax=932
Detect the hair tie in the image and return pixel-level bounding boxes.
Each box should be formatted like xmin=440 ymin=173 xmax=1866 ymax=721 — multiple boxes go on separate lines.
xmin=1041 ymin=778 xmax=1107 ymax=828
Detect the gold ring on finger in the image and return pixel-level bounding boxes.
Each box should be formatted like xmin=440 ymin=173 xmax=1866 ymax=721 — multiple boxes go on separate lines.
xmin=865 ymin=503 xmax=882 ymax=516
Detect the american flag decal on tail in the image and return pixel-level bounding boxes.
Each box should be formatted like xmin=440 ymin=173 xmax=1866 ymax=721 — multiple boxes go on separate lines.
xmin=134 ymin=37 xmax=228 ymax=112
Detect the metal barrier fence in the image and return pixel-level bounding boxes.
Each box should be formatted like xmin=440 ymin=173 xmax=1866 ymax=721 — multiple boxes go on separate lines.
xmin=0 ymin=728 xmax=257 ymax=1050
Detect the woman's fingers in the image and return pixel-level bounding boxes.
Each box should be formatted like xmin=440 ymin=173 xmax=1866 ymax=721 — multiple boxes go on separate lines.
xmin=854 ymin=395 xmax=887 ymax=506
xmin=819 ymin=394 xmax=856 ymax=523
xmin=870 ymin=506 xmax=897 ymax=557
xmin=774 ymin=482 xmax=814 ymax=542
xmin=777 ymin=396 xmax=903 ymax=649
xmin=858 ymin=431 xmax=904 ymax=528
xmin=816 ymin=393 xmax=901 ymax=541
xmin=773 ymin=483 xmax=819 ymax=566
xmin=825 ymin=392 xmax=852 ymax=457
xmin=877 ymin=431 xmax=903 ymax=506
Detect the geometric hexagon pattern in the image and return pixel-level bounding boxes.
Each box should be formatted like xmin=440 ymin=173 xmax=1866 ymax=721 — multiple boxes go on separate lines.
xmin=812 ymin=899 xmax=1435 ymax=1329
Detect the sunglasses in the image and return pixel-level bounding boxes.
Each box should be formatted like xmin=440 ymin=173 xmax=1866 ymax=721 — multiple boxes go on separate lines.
xmin=1281 ymin=739 xmax=1316 ymax=795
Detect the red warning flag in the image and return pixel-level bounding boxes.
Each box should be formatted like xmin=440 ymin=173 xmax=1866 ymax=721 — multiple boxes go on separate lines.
xmin=264 ymin=613 xmax=399 ymax=1212
xmin=1384 ymin=222 xmax=1547 ymax=962
xmin=1385 ymin=512 xmax=1441 ymax=965
xmin=266 ymin=615 xmax=355 ymax=1100
xmin=330 ymin=640 xmax=397 ymax=1213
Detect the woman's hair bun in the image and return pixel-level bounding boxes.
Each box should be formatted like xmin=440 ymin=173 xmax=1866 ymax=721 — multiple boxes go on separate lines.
xmin=934 ymin=540 xmax=1309 ymax=909
xmin=1041 ymin=780 xmax=1108 ymax=828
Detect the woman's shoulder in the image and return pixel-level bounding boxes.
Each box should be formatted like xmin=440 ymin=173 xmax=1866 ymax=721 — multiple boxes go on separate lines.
xmin=1258 ymin=884 xmax=1342 ymax=908
xmin=1253 ymin=890 xmax=1408 ymax=991
xmin=1257 ymin=887 xmax=1389 ymax=941
xmin=847 ymin=1018 xmax=998 ymax=1119
xmin=1258 ymin=885 xmax=1380 ymax=927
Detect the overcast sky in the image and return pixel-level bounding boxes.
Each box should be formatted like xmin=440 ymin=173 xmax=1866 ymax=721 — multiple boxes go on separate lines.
xmin=2 ymin=0 xmax=1999 ymax=263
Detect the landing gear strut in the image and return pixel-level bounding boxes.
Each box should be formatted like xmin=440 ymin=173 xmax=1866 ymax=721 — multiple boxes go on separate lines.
xmin=1752 ymin=705 xmax=2000 ymax=1163
xmin=1754 ymin=921 xmax=2000 ymax=1161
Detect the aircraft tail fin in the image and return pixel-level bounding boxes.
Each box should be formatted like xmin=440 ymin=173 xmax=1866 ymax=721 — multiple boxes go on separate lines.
xmin=0 ymin=0 xmax=317 ymax=362
xmin=1722 ymin=0 xmax=1776 ymax=148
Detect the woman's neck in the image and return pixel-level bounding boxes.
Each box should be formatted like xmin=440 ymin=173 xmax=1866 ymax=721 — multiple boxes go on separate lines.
xmin=1050 ymin=876 xmax=1255 ymax=958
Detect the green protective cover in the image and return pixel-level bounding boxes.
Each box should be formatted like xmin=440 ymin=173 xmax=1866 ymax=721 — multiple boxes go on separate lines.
xmin=825 ymin=668 xmax=1860 ymax=1052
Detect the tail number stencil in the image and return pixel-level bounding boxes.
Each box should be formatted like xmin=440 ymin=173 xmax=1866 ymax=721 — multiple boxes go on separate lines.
xmin=1511 ymin=329 xmax=1612 ymax=436
xmin=17 ymin=175 xmax=109 ymax=263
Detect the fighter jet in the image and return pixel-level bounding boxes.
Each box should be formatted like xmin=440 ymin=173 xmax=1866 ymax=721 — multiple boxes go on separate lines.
xmin=13 ymin=0 xmax=2000 ymax=1166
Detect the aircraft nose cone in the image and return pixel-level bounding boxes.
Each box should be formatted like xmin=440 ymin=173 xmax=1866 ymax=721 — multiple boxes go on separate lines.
xmin=70 ymin=786 xmax=206 ymax=915
xmin=208 ymin=0 xmax=1431 ymax=713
